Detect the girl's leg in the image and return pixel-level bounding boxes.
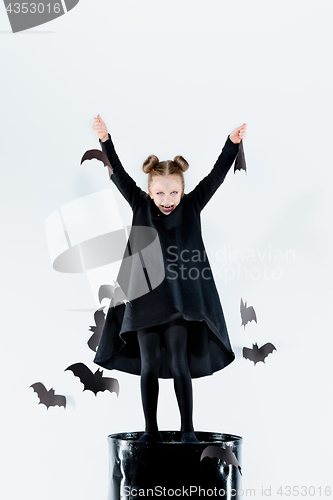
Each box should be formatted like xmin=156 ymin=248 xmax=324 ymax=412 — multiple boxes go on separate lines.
xmin=164 ymin=319 xmax=195 ymax=436
xmin=137 ymin=326 xmax=161 ymax=436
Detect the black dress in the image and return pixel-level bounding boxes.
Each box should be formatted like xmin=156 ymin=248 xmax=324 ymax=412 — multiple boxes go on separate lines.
xmin=94 ymin=134 xmax=243 ymax=379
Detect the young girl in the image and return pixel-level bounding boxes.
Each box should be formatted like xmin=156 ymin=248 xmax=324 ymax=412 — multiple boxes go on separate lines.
xmin=92 ymin=115 xmax=247 ymax=443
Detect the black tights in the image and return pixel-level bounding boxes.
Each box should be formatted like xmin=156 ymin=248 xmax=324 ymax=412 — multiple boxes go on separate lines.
xmin=137 ymin=318 xmax=194 ymax=435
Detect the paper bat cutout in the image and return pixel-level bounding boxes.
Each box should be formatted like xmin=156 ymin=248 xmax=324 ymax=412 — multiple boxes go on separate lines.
xmin=243 ymin=342 xmax=277 ymax=365
xmin=99 ymin=281 xmax=130 ymax=308
xmin=65 ymin=363 xmax=119 ymax=396
xmin=80 ymin=149 xmax=113 ymax=178
xmin=88 ymin=307 xmax=105 ymax=352
xmin=200 ymin=445 xmax=242 ymax=475
xmin=234 ymin=140 xmax=246 ymax=173
xmin=240 ymin=298 xmax=257 ymax=328
xmin=30 ymin=382 xmax=66 ymax=409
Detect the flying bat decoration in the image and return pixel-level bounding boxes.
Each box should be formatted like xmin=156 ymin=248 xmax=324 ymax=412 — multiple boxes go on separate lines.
xmin=88 ymin=307 xmax=105 ymax=352
xmin=30 ymin=382 xmax=66 ymax=410
xmin=234 ymin=141 xmax=246 ymax=174
xmin=243 ymin=342 xmax=277 ymax=365
xmin=240 ymin=298 xmax=257 ymax=328
xmin=99 ymin=281 xmax=130 ymax=308
xmin=65 ymin=362 xmax=119 ymax=397
xmin=200 ymin=445 xmax=242 ymax=475
xmin=80 ymin=149 xmax=113 ymax=178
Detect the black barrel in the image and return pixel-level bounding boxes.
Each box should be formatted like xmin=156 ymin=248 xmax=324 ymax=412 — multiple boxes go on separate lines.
xmin=107 ymin=431 xmax=242 ymax=499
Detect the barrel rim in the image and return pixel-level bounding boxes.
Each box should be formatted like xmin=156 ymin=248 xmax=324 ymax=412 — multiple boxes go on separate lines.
xmin=108 ymin=430 xmax=243 ymax=445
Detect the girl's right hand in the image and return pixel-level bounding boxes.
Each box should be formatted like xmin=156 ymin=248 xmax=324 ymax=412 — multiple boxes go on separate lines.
xmin=93 ymin=115 xmax=108 ymax=142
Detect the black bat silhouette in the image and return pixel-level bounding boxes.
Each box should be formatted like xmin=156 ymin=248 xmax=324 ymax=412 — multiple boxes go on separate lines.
xmin=99 ymin=282 xmax=130 ymax=308
xmin=200 ymin=445 xmax=242 ymax=475
xmin=88 ymin=307 xmax=105 ymax=352
xmin=30 ymin=382 xmax=66 ymax=409
xmin=240 ymin=298 xmax=257 ymax=328
xmin=80 ymin=149 xmax=113 ymax=178
xmin=243 ymin=342 xmax=277 ymax=365
xmin=65 ymin=363 xmax=119 ymax=396
xmin=234 ymin=141 xmax=246 ymax=174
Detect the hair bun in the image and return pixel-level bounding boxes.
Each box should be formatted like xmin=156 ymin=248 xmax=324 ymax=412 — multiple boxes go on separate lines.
xmin=173 ymin=155 xmax=189 ymax=172
xmin=143 ymin=155 xmax=159 ymax=173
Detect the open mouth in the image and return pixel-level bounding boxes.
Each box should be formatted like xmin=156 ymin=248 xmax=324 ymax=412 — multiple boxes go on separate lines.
xmin=161 ymin=204 xmax=174 ymax=212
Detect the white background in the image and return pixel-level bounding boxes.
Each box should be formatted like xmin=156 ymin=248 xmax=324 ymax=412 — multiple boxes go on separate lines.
xmin=1 ymin=1 xmax=332 ymax=499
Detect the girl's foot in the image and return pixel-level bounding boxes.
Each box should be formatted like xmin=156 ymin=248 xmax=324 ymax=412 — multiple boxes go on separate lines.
xmin=181 ymin=432 xmax=199 ymax=443
xmin=137 ymin=431 xmax=163 ymax=443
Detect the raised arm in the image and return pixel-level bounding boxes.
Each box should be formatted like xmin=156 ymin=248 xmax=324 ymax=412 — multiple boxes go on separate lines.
xmin=92 ymin=115 xmax=145 ymax=211
xmin=186 ymin=124 xmax=247 ymax=212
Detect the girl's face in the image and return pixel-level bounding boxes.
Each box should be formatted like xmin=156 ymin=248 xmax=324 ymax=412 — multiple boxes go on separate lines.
xmin=149 ymin=175 xmax=184 ymax=215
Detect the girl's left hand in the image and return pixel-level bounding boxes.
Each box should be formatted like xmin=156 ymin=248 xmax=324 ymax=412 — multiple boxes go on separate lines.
xmin=229 ymin=123 xmax=247 ymax=144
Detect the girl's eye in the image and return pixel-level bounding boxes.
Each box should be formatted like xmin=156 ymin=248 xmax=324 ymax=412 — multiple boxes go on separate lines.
xmin=156 ymin=191 xmax=178 ymax=195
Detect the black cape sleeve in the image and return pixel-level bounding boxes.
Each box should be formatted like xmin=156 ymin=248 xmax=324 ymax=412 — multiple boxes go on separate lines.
xmin=186 ymin=136 xmax=245 ymax=211
xmin=100 ymin=134 xmax=147 ymax=211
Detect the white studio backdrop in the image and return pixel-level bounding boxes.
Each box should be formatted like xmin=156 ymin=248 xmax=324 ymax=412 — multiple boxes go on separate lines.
xmin=0 ymin=0 xmax=332 ymax=499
